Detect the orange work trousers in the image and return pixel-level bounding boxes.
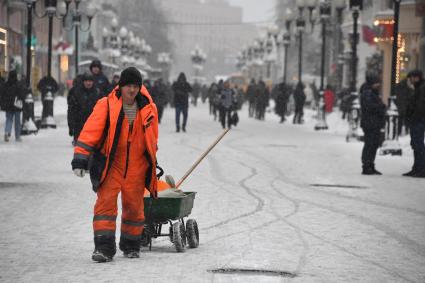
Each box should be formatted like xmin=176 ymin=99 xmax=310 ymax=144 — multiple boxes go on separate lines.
xmin=93 ymin=166 xmax=146 ymax=241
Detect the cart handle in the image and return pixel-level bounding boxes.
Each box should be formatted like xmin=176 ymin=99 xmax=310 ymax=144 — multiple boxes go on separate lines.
xmin=176 ymin=128 xmax=230 ymax=189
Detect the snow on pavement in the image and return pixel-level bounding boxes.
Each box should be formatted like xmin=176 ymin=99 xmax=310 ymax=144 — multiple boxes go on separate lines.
xmin=0 ymin=98 xmax=424 ymax=283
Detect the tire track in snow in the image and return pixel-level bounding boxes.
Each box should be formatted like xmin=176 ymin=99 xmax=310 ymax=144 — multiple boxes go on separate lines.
xmin=229 ymin=136 xmax=425 ymax=259
xmin=202 ymin=161 xmax=264 ymax=231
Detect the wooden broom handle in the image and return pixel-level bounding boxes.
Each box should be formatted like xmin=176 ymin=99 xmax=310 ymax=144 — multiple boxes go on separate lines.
xmin=176 ymin=128 xmax=230 ymax=189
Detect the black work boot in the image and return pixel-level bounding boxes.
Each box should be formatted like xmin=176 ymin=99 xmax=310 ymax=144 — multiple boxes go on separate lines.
xmin=371 ymin=166 xmax=382 ymax=175
xmin=402 ymin=170 xmax=416 ymax=177
xmin=92 ymin=236 xmax=116 ymax=263
xmin=119 ymin=237 xmax=141 ymax=259
xmin=362 ymin=164 xmax=375 ymax=175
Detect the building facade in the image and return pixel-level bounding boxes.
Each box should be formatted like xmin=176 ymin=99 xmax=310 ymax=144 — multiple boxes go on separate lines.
xmin=158 ymin=0 xmax=258 ymax=82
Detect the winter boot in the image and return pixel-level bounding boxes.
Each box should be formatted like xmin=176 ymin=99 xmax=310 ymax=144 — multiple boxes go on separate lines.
xmin=402 ymin=170 xmax=416 ymax=177
xmin=4 ymin=134 xmax=10 ymax=142
xmin=362 ymin=164 xmax=375 ymax=175
xmin=412 ymin=169 xmax=425 ymax=178
xmin=119 ymin=237 xmax=141 ymax=259
xmin=92 ymin=236 xmax=116 ymax=263
xmin=371 ymin=166 xmax=382 ymax=175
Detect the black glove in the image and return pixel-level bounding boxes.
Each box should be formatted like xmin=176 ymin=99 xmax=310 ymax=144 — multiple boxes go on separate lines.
xmin=71 ymin=158 xmax=88 ymax=171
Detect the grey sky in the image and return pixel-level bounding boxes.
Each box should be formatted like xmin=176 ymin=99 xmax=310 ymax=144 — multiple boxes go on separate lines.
xmin=228 ymin=0 xmax=276 ymax=23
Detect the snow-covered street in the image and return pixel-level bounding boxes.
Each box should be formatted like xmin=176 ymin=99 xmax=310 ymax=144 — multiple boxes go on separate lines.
xmin=0 ymin=98 xmax=424 ymax=283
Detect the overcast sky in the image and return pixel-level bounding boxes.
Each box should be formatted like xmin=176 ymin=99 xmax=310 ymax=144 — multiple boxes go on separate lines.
xmin=228 ymin=0 xmax=276 ymax=23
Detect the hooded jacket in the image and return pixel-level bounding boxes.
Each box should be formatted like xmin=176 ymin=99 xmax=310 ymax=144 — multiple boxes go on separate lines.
xmin=172 ymin=73 xmax=192 ymax=108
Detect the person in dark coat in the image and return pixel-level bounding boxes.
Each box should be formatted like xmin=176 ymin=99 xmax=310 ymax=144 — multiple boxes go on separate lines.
xmin=1 ymin=70 xmax=25 ymax=142
xmin=151 ymin=78 xmax=168 ymax=123
xmin=90 ymin=60 xmax=110 ymax=97
xmin=394 ymin=71 xmax=416 ymax=135
xmin=218 ymin=81 xmax=237 ymax=129
xmin=275 ymin=82 xmax=291 ymax=123
xmin=246 ymin=79 xmax=257 ymax=118
xmin=172 ymin=72 xmax=192 ymax=132
xmin=67 ymin=73 xmax=100 ymax=142
xmin=403 ymin=70 xmax=425 ymax=177
xmin=208 ymin=82 xmax=219 ymax=119
xmin=255 ymin=80 xmax=269 ymax=120
xmin=360 ymin=71 xmax=386 ymax=175
xmin=293 ymin=82 xmax=306 ymax=124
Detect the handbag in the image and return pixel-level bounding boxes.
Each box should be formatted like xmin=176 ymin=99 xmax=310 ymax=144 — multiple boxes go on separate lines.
xmin=14 ymin=96 xmax=23 ymax=109
xmin=89 ymin=102 xmax=110 ymax=192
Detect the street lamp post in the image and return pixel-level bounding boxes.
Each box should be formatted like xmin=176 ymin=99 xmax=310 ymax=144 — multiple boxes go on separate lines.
xmin=315 ymin=0 xmax=331 ymax=131
xmin=295 ymin=0 xmax=317 ymax=84
xmin=191 ymin=45 xmax=207 ymax=80
xmin=282 ymin=8 xmax=295 ymax=84
xmin=60 ymin=0 xmax=96 ymax=76
xmin=334 ymin=0 xmax=346 ymax=92
xmin=21 ymin=0 xmax=38 ymax=135
xmin=34 ymin=0 xmax=65 ymax=129
xmin=345 ymin=0 xmax=363 ymax=142
xmin=380 ymin=0 xmax=402 ymax=156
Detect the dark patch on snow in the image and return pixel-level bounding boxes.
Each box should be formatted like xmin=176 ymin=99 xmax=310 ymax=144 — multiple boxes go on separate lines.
xmin=0 ymin=182 xmax=33 ymax=189
xmin=266 ymin=144 xmax=298 ymax=148
xmin=208 ymin=268 xmax=296 ymax=278
xmin=310 ymin=184 xmax=368 ymax=189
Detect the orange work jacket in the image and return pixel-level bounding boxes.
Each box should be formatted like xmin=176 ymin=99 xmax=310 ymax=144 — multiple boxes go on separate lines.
xmin=73 ymin=85 xmax=159 ymax=197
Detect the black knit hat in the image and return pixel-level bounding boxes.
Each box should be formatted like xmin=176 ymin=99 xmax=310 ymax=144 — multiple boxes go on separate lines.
xmin=90 ymin=59 xmax=102 ymax=70
xmin=365 ymin=70 xmax=380 ymax=85
xmin=119 ymin=67 xmax=143 ymax=87
xmin=82 ymin=72 xmax=94 ymax=82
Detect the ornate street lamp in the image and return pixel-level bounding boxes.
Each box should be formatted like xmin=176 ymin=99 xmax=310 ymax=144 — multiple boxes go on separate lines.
xmin=334 ymin=0 xmax=346 ymax=92
xmin=314 ymin=0 xmax=331 ymax=131
xmin=33 ymin=0 xmax=66 ymax=129
xmin=380 ymin=0 xmax=403 ymax=156
xmin=191 ymin=45 xmax=207 ymax=79
xmin=157 ymin=52 xmax=171 ymax=80
xmin=295 ymin=0 xmax=318 ymax=83
xmin=345 ymin=0 xmax=363 ymax=142
xmin=21 ymin=0 xmax=38 ymax=135
xmin=60 ymin=0 xmax=96 ymax=76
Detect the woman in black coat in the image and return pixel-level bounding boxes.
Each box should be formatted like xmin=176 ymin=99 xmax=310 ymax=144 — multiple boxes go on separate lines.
xmin=1 ymin=71 xmax=25 ymax=142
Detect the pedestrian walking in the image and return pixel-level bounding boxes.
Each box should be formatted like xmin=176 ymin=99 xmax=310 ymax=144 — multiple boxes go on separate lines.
xmin=172 ymin=72 xmax=192 ymax=132
xmin=246 ymin=79 xmax=256 ymax=118
xmin=218 ymin=81 xmax=237 ymax=129
xmin=208 ymin=82 xmax=219 ymax=119
xmin=71 ymin=67 xmax=159 ymax=262
xmin=67 ymin=73 xmax=100 ymax=142
xmin=394 ymin=71 xmax=416 ymax=135
xmin=293 ymin=82 xmax=306 ymax=124
xmin=151 ymin=78 xmax=168 ymax=123
xmin=275 ymin=82 xmax=291 ymax=123
xmin=255 ymin=80 xmax=269 ymax=120
xmin=403 ymin=70 xmax=425 ymax=178
xmin=0 ymin=70 xmax=25 ymax=142
xmin=360 ymin=71 xmax=386 ymax=175
xmin=324 ymin=85 xmax=335 ymax=113
xmin=90 ymin=59 xmax=110 ymax=97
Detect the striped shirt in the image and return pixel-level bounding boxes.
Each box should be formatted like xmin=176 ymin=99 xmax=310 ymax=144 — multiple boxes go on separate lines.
xmin=123 ymin=102 xmax=138 ymax=125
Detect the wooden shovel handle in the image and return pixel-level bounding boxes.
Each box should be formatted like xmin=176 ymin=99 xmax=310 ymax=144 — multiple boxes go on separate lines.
xmin=176 ymin=128 xmax=230 ymax=189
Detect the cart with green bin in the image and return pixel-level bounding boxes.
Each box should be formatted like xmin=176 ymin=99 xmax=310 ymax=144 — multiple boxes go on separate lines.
xmin=141 ymin=129 xmax=229 ymax=252
xmin=141 ymin=192 xmax=199 ymax=252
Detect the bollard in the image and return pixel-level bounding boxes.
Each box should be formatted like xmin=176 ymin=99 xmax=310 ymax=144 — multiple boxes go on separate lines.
xmin=345 ymin=91 xmax=361 ymax=142
xmin=21 ymin=88 xmax=38 ymax=135
xmin=379 ymin=96 xmax=402 ymax=156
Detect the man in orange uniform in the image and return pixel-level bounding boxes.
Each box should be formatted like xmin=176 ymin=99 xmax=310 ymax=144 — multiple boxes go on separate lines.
xmin=71 ymin=67 xmax=159 ymax=262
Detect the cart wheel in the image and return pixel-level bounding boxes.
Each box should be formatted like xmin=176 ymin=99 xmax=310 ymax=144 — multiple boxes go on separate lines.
xmin=172 ymin=222 xmax=186 ymax=252
xmin=169 ymin=225 xmax=173 ymax=243
xmin=186 ymin=219 xmax=199 ymax=248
